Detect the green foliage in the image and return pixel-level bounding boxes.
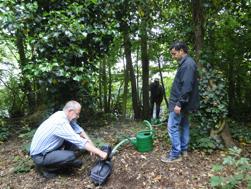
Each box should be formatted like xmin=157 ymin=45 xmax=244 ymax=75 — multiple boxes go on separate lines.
xmin=0 ymin=125 xmax=10 ymax=142
xmin=18 ymin=127 xmax=36 ymax=154
xmin=1 ymin=0 xmax=116 ymax=113
xmin=18 ymin=127 xmax=36 ymax=141
xmin=0 ymin=0 xmax=250 ymax=124
xmin=193 ymin=65 xmax=228 ymax=140
xmin=229 ymin=121 xmax=251 ymax=144
xmin=210 ymin=147 xmax=251 ymax=189
xmin=0 ymin=89 xmax=9 ymax=118
xmin=4 ymin=76 xmax=25 ymax=117
xmin=92 ymin=137 xmax=107 ymax=148
xmin=190 ymin=126 xmax=224 ymax=153
xmin=0 ymin=74 xmax=26 ymax=118
xmin=204 ymin=1 xmax=251 ymax=120
xmin=13 ymin=155 xmax=33 ymax=173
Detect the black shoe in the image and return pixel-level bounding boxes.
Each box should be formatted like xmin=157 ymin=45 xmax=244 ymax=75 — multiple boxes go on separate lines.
xmin=42 ymin=170 xmax=57 ymax=179
xmin=35 ymin=166 xmax=57 ymax=179
xmin=72 ymin=159 xmax=83 ymax=168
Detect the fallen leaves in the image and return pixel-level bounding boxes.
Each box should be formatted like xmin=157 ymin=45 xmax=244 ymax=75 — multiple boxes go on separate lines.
xmin=1 ymin=121 xmax=250 ymax=189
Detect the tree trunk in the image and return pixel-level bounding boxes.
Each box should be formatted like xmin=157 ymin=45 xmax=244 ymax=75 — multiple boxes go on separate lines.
xmin=220 ymin=122 xmax=236 ymax=148
xmin=114 ymin=80 xmax=124 ymax=114
xmin=136 ymin=46 xmax=140 ymax=102
xmin=158 ymin=57 xmax=168 ymax=110
xmin=16 ymin=29 xmax=35 ymax=114
xmin=228 ymin=62 xmax=235 ymax=117
xmin=98 ymin=61 xmax=103 ymax=110
xmin=122 ymin=54 xmax=129 ymax=119
xmin=141 ymin=19 xmax=150 ymax=120
xmin=102 ymin=59 xmax=108 ymax=113
xmin=123 ymin=23 xmax=141 ymax=119
xmin=108 ymin=60 xmax=112 ymax=112
xmin=210 ymin=119 xmax=235 ymax=148
xmin=192 ymin=0 xmax=204 ymax=68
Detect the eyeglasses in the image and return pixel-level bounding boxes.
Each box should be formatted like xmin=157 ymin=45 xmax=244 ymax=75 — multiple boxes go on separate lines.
xmin=74 ymin=111 xmax=80 ymax=117
xmin=71 ymin=109 xmax=80 ymax=118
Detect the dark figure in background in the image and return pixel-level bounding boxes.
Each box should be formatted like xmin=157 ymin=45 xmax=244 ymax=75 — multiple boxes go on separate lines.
xmin=150 ymin=78 xmax=164 ymax=119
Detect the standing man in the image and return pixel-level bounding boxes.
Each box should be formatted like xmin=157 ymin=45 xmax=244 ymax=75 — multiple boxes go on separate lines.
xmin=161 ymin=41 xmax=199 ymax=163
xmin=30 ymin=100 xmax=107 ymax=178
xmin=150 ymin=78 xmax=164 ymax=120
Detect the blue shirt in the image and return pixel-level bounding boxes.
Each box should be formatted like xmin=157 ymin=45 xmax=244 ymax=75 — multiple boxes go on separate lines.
xmin=30 ymin=111 xmax=87 ymax=156
xmin=70 ymin=119 xmax=84 ymax=134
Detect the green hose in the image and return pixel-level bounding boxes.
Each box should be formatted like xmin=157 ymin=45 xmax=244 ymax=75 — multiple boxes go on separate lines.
xmin=111 ymin=137 xmax=136 ymax=156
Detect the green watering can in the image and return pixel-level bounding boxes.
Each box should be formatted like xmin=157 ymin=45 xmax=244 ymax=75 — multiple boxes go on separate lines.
xmin=111 ymin=120 xmax=155 ymax=155
xmin=128 ymin=120 xmax=155 ymax=152
xmin=130 ymin=129 xmax=154 ymax=152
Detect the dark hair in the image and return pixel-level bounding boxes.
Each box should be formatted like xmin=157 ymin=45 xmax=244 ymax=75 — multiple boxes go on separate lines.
xmin=169 ymin=41 xmax=188 ymax=53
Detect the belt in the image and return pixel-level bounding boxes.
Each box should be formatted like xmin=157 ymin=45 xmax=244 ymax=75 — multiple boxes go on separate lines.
xmin=31 ymin=152 xmax=46 ymax=158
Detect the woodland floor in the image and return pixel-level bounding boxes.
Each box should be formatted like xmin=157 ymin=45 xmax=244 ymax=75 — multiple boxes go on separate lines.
xmin=0 ymin=121 xmax=250 ymax=189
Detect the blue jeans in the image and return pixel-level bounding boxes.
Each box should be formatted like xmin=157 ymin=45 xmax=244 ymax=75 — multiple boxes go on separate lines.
xmin=167 ymin=111 xmax=190 ymax=158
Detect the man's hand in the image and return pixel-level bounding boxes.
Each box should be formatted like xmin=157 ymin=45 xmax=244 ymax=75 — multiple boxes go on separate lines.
xmin=174 ymin=105 xmax=181 ymax=114
xmin=100 ymin=151 xmax=108 ymax=160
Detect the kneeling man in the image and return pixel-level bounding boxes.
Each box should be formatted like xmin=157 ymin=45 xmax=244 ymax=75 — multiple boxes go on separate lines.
xmin=30 ymin=100 xmax=107 ymax=178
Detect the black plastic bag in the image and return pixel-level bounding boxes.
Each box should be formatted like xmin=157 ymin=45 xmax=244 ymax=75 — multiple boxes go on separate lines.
xmin=90 ymin=159 xmax=112 ymax=185
xmin=89 ymin=144 xmax=113 ymax=185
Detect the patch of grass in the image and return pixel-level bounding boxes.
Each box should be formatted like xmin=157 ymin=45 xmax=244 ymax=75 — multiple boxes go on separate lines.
xmin=13 ymin=155 xmax=34 ymax=173
xmin=17 ymin=128 xmax=36 ymax=155
xmin=92 ymin=138 xmax=107 ymax=148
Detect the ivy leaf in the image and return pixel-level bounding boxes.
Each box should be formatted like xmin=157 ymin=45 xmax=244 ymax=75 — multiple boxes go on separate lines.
xmin=73 ymin=75 xmax=82 ymax=81
xmin=210 ymin=176 xmax=223 ymax=187
xmin=90 ymin=0 xmax=97 ymax=4
xmin=212 ymin=164 xmax=223 ymax=172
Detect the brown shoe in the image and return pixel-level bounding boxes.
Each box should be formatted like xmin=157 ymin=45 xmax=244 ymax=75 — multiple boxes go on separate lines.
xmin=161 ymin=155 xmax=182 ymax=163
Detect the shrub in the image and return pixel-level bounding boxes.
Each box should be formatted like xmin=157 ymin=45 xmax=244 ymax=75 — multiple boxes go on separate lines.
xmin=0 ymin=124 xmax=10 ymax=142
xmin=195 ymin=65 xmax=228 ymax=131
xmin=210 ymin=147 xmax=251 ymax=189
xmin=190 ymin=126 xmax=224 ymax=153
xmin=13 ymin=155 xmax=34 ymax=173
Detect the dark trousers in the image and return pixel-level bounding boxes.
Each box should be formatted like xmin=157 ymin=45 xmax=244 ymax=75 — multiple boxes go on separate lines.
xmin=31 ymin=141 xmax=83 ymax=172
xmin=150 ymin=100 xmax=161 ymax=119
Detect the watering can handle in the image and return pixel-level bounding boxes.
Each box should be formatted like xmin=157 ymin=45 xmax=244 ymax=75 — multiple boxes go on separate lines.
xmin=143 ymin=120 xmax=153 ymax=131
xmin=137 ymin=129 xmax=155 ymax=138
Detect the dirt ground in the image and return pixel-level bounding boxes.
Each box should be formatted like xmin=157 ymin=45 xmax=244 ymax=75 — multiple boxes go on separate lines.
xmin=0 ymin=121 xmax=250 ymax=189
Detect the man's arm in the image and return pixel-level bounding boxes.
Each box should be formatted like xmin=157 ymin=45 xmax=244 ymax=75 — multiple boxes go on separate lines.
xmin=70 ymin=120 xmax=84 ymax=134
xmin=70 ymin=121 xmax=94 ymax=144
xmin=80 ymin=131 xmax=94 ymax=146
xmin=55 ymin=122 xmax=107 ymax=159
xmin=70 ymin=121 xmax=96 ymax=154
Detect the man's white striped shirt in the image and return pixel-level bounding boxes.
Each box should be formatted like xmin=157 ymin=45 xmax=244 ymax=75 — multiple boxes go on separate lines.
xmin=30 ymin=111 xmax=87 ymax=156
